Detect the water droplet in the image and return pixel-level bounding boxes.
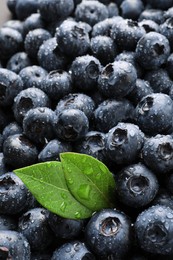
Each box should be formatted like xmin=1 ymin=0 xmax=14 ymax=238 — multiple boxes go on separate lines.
xmin=99 ymin=164 xmax=107 ymax=173
xmin=60 ymin=201 xmax=67 ymax=212
xmin=77 ymin=184 xmax=91 ymax=200
xmin=84 ymin=167 xmax=93 ymax=175
xmin=75 ymin=212 xmax=81 ymax=219
xmin=67 ymin=178 xmax=73 ymax=185
xmin=61 ymin=193 xmax=67 ymax=199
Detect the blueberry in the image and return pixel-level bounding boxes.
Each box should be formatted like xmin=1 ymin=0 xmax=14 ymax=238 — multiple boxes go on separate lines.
xmin=15 ymin=0 xmax=39 ymax=20
xmin=0 ymin=215 xmax=17 ymax=231
xmin=110 ymin=19 xmax=146 ymax=51
xmin=120 ymin=0 xmax=144 ymax=20
xmin=159 ymin=18 xmax=173 ymax=51
xmin=75 ymin=0 xmax=109 ymax=26
xmin=138 ymin=19 xmax=160 ymax=33
xmin=6 ymin=52 xmax=32 ymax=74
xmin=24 ymin=28 xmax=51 ymax=59
xmin=0 ymin=153 xmax=8 ymax=175
xmin=38 ymin=38 xmax=67 ymax=72
xmin=38 ymin=139 xmax=72 ymax=162
xmin=165 ymin=174 xmax=173 ymax=196
xmin=0 ymin=109 xmax=9 ymax=132
xmin=144 ymin=69 xmax=173 ymax=94
xmin=0 ymin=68 xmax=23 ymax=106
xmin=40 ymin=70 xmax=73 ymax=101
xmin=138 ymin=9 xmax=164 ymax=25
xmin=152 ymin=188 xmax=173 ymax=210
xmin=0 ymin=28 xmax=23 ymax=60
xmin=135 ymin=93 xmax=173 ymax=135
xmin=52 ymin=241 xmax=96 ymax=260
xmin=48 ymin=212 xmax=85 ymax=240
xmin=3 ymin=19 xmax=24 ymax=36
xmin=75 ymin=131 xmax=107 ymax=163
xmin=13 ymin=87 xmax=50 ymax=123
xmin=23 ymin=107 xmax=55 ymax=145
xmin=2 ymin=122 xmax=22 ymax=142
xmin=106 ymin=122 xmax=144 ymax=165
xmin=128 ymin=79 xmax=153 ymax=106
xmin=38 ymin=0 xmax=74 ymax=22
xmin=93 ymin=98 xmax=135 ymax=133
xmin=70 ymin=55 xmax=102 ymax=92
xmin=164 ymin=6 xmax=173 ymax=20
xmin=166 ymin=53 xmax=173 ymax=80
xmin=85 ymin=209 xmax=132 ymax=259
xmin=23 ymin=13 xmax=45 ymax=37
xmin=19 ymin=65 xmax=48 ymax=89
xmin=0 ymin=172 xmax=30 ymax=215
xmin=3 ymin=134 xmax=38 ymax=169
xmin=90 ymin=35 xmax=117 ymax=65
xmin=135 ymin=205 xmax=173 ymax=255
xmin=7 ymin=0 xmax=17 ymax=15
xmin=53 ymin=108 xmax=89 ymax=142
xmin=146 ymin=0 xmax=173 ymax=10
xmin=56 ymin=20 xmax=90 ymax=57
xmin=135 ymin=32 xmax=170 ymax=70
xmin=0 ymin=230 xmax=30 ymax=260
xmin=55 ymin=93 xmax=95 ymax=119
xmin=107 ymin=2 xmax=119 ymax=18
xmin=141 ymin=134 xmax=173 ymax=174
xmin=18 ymin=208 xmax=54 ymax=251
xmin=98 ymin=61 xmax=137 ymax=99
xmin=115 ymin=163 xmax=159 ymax=208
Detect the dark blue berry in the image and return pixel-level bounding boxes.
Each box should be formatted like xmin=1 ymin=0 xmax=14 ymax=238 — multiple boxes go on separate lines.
xmin=3 ymin=19 xmax=24 ymax=36
xmin=7 ymin=0 xmax=17 ymax=15
xmin=23 ymin=107 xmax=55 ymax=145
xmin=142 ymin=134 xmax=173 ymax=174
xmin=138 ymin=19 xmax=159 ymax=33
xmin=146 ymin=0 xmax=173 ymax=10
xmin=160 ymin=18 xmax=173 ymax=51
xmin=135 ymin=93 xmax=173 ymax=135
xmin=152 ymin=189 xmax=173 ymax=210
xmin=53 ymin=108 xmax=89 ymax=142
xmin=120 ymin=0 xmax=144 ymax=20
xmin=3 ymin=134 xmax=38 ymax=169
xmin=0 ymin=153 xmax=8 ymax=175
xmin=105 ymin=122 xmax=144 ymax=164
xmin=85 ymin=209 xmax=132 ymax=259
xmin=18 ymin=208 xmax=54 ymax=251
xmin=138 ymin=9 xmax=164 ymax=25
xmin=56 ymin=20 xmax=90 ymax=57
xmin=15 ymin=0 xmax=39 ymax=20
xmin=98 ymin=61 xmax=137 ymax=99
xmin=135 ymin=32 xmax=170 ymax=70
xmin=0 ymin=230 xmax=30 ymax=259
xmin=6 ymin=52 xmax=32 ymax=74
xmin=115 ymin=163 xmax=159 ymax=208
xmin=107 ymin=2 xmax=119 ymax=18
xmin=93 ymin=98 xmax=135 ymax=133
xmin=135 ymin=205 xmax=173 ymax=255
xmin=71 ymin=55 xmax=101 ymax=92
xmin=23 ymin=13 xmax=45 ymax=37
xmin=0 ymin=214 xmax=17 ymax=231
xmin=2 ymin=122 xmax=22 ymax=142
xmin=75 ymin=0 xmax=108 ymax=26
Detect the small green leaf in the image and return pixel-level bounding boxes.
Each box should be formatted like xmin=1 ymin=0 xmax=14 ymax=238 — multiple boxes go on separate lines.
xmin=60 ymin=152 xmax=116 ymax=211
xmin=14 ymin=161 xmax=92 ymax=220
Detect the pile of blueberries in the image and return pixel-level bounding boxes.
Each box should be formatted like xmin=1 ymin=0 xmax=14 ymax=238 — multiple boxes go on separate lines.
xmin=2 ymin=0 xmax=173 ymax=259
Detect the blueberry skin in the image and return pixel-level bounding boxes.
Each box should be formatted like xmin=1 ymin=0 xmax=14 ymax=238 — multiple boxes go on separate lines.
xmin=93 ymin=98 xmax=135 ymax=133
xmin=120 ymin=0 xmax=144 ymax=20
xmin=138 ymin=9 xmax=164 ymax=25
xmin=0 ymin=109 xmax=9 ymax=132
xmin=106 ymin=122 xmax=144 ymax=165
xmin=152 ymin=189 xmax=173 ymax=211
xmin=40 ymin=70 xmax=73 ymax=101
xmin=0 ymin=28 xmax=23 ymax=60
xmin=115 ymin=163 xmax=159 ymax=208
xmin=24 ymin=28 xmax=51 ymax=59
xmin=75 ymin=0 xmax=109 ymax=26
xmin=15 ymin=0 xmax=39 ymax=20
xmin=107 ymin=2 xmax=119 ymax=18
xmin=38 ymin=0 xmax=74 ymax=22
xmin=166 ymin=53 xmax=173 ymax=80
xmin=23 ymin=107 xmax=55 ymax=145
xmin=135 ymin=205 xmax=173 ymax=255
xmin=23 ymin=13 xmax=45 ymax=37
xmin=56 ymin=20 xmax=90 ymax=57
xmin=18 ymin=208 xmax=54 ymax=251
xmin=136 ymin=32 xmax=170 ymax=70
xmin=0 ymin=68 xmax=23 ymax=107
xmin=110 ymin=19 xmax=146 ymax=52
xmin=146 ymin=0 xmax=173 ymax=10
xmin=90 ymin=35 xmax=117 ymax=66
xmin=144 ymin=69 xmax=173 ymax=94
xmin=135 ymin=93 xmax=173 ymax=135
xmin=52 ymin=241 xmax=96 ymax=260
xmin=2 ymin=122 xmax=22 ymax=142
xmin=38 ymin=139 xmax=72 ymax=162
xmin=55 ymin=93 xmax=95 ymax=119
xmin=142 ymin=134 xmax=173 ymax=174
xmin=71 ymin=55 xmax=102 ymax=92
xmin=19 ymin=65 xmax=48 ymax=89
xmin=3 ymin=134 xmax=38 ymax=169
xmin=7 ymin=0 xmax=17 ymax=15
xmin=164 ymin=7 xmax=173 ymax=20
xmin=3 ymin=20 xmax=24 ymax=36
xmin=98 ymin=61 xmax=137 ymax=99
xmin=85 ymin=209 xmax=132 ymax=259
xmin=0 ymin=215 xmax=17 ymax=231
xmin=138 ymin=19 xmax=160 ymax=33
xmin=38 ymin=38 xmax=67 ymax=72
xmin=160 ymin=18 xmax=173 ymax=51
xmin=6 ymin=52 xmax=32 ymax=74
xmin=75 ymin=131 xmax=107 ymax=163
xmin=13 ymin=87 xmax=50 ymax=124
xmin=0 ymin=230 xmax=30 ymax=260
xmin=53 ymin=108 xmax=89 ymax=142
xmin=48 ymin=212 xmax=85 ymax=240
xmin=0 ymin=153 xmax=8 ymax=175
xmin=128 ymin=79 xmax=153 ymax=106
xmin=0 ymin=172 xmax=30 ymax=215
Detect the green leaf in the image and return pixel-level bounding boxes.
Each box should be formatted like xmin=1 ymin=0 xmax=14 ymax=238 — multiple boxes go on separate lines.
xmin=60 ymin=152 xmax=116 ymax=211
xmin=14 ymin=161 xmax=92 ymax=220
